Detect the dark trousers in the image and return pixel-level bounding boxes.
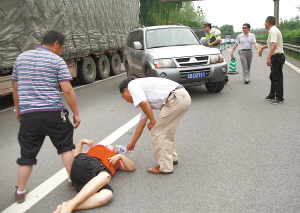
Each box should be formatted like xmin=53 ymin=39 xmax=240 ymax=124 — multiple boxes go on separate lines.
xmin=269 ymin=53 xmax=285 ymax=101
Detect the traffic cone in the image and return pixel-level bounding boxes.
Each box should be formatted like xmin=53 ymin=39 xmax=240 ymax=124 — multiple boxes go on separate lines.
xmin=228 ymin=57 xmax=239 ymax=74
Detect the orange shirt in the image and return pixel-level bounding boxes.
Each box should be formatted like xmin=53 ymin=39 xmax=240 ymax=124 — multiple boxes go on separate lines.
xmin=87 ymin=145 xmax=121 ymax=176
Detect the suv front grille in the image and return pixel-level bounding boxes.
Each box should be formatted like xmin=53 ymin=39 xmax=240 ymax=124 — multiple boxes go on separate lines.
xmin=175 ymin=56 xmax=209 ymax=67
xmin=179 ymin=68 xmax=211 ymax=80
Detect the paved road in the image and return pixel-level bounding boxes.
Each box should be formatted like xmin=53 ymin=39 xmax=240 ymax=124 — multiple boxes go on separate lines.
xmin=0 ymin=47 xmax=300 ymax=213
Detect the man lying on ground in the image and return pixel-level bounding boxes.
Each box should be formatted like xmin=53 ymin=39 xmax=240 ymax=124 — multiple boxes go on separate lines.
xmin=53 ymin=139 xmax=135 ymax=213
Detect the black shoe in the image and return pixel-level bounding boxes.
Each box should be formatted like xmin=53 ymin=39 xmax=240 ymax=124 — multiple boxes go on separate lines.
xmin=245 ymin=81 xmax=249 ymax=84
xmin=265 ymin=96 xmax=275 ymax=101
xmin=271 ymin=99 xmax=284 ymax=104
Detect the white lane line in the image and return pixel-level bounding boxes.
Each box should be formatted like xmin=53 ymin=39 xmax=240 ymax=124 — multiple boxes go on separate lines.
xmin=2 ymin=113 xmax=140 ymax=213
xmin=285 ymin=61 xmax=300 ymax=74
xmin=0 ymin=73 xmax=126 ymax=114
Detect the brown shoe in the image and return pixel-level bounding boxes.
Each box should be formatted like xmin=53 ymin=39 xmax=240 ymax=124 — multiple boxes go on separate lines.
xmin=15 ymin=186 xmax=26 ymax=203
xmin=147 ymin=165 xmax=173 ymax=174
xmin=173 ymin=160 xmax=178 ymax=165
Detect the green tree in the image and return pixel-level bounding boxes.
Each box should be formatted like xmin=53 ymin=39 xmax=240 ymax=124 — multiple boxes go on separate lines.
xmin=220 ymin=25 xmax=234 ymax=38
xmin=168 ymin=2 xmax=206 ymax=27
xmin=139 ymin=0 xmax=182 ymax=26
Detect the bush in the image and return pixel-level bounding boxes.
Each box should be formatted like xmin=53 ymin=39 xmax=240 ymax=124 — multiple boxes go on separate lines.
xmin=256 ymin=28 xmax=300 ymax=46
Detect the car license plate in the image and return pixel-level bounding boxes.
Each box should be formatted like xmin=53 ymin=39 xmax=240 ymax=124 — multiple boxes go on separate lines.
xmin=187 ymin=72 xmax=206 ymax=79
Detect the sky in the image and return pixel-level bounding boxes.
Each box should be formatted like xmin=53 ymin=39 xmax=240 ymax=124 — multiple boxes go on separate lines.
xmin=193 ymin=0 xmax=300 ymax=32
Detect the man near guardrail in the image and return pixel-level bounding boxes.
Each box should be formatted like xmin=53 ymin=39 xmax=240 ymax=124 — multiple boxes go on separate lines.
xmin=231 ymin=23 xmax=260 ymax=84
xmin=12 ymin=30 xmax=81 ymax=203
xmin=259 ymin=16 xmax=285 ymax=104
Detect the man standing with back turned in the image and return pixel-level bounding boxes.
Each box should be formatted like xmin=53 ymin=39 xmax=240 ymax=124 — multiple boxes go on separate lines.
xmin=259 ymin=16 xmax=285 ymax=104
xmin=12 ymin=30 xmax=81 ymax=203
xmin=231 ymin=23 xmax=260 ymax=84
xmin=119 ymin=77 xmax=191 ymax=174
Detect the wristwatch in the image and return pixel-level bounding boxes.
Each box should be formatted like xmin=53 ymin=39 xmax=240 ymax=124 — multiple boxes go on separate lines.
xmin=14 ymin=109 xmax=20 ymax=113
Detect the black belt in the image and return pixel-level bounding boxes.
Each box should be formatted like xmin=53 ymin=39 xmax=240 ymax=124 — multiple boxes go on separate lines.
xmin=168 ymin=85 xmax=184 ymax=97
xmin=241 ymin=49 xmax=251 ymax=51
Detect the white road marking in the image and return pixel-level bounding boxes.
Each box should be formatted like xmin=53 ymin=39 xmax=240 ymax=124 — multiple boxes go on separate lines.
xmin=285 ymin=61 xmax=300 ymax=74
xmin=2 ymin=113 xmax=140 ymax=213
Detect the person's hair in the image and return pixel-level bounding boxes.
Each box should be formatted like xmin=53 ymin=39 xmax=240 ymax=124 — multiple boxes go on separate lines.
xmin=266 ymin=16 xmax=276 ymax=25
xmin=206 ymin=23 xmax=211 ymax=29
xmin=119 ymin=79 xmax=132 ymax=93
xmin=42 ymin=30 xmax=65 ymax=47
xmin=243 ymin=23 xmax=250 ymax=29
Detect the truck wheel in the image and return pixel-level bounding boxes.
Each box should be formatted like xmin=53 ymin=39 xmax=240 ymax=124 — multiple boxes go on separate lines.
xmin=110 ymin=53 xmax=121 ymax=75
xmin=205 ymin=80 xmax=225 ymax=93
xmin=96 ymin=55 xmax=110 ymax=79
xmin=125 ymin=60 xmax=132 ymax=79
xmin=77 ymin=57 xmax=96 ymax=84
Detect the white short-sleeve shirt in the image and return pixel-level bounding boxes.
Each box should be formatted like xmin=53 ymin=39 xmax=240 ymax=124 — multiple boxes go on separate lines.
xmin=128 ymin=77 xmax=179 ymax=120
xmin=267 ymin=26 xmax=284 ymax=55
xmin=236 ymin=32 xmax=256 ymax=50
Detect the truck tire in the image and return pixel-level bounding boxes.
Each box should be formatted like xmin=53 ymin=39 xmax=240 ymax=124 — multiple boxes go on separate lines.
xmin=77 ymin=57 xmax=96 ymax=84
xmin=205 ymin=80 xmax=225 ymax=93
xmin=96 ymin=55 xmax=110 ymax=79
xmin=109 ymin=53 xmax=121 ymax=75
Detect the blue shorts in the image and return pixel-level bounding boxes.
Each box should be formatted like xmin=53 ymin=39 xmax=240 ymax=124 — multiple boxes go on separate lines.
xmin=17 ymin=109 xmax=75 ymax=165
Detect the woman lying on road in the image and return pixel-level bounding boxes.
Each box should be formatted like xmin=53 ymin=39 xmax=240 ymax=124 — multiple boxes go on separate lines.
xmin=53 ymin=139 xmax=136 ymax=213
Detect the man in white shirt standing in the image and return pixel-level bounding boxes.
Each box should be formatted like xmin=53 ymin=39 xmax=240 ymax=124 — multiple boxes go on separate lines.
xmin=231 ymin=23 xmax=260 ymax=84
xmin=259 ymin=16 xmax=285 ymax=104
xmin=119 ymin=77 xmax=191 ymax=174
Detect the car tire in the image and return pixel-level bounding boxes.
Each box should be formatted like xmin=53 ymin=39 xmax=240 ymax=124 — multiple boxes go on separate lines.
xmin=145 ymin=66 xmax=152 ymax=77
xmin=77 ymin=57 xmax=96 ymax=84
xmin=205 ymin=80 xmax=225 ymax=93
xmin=124 ymin=60 xmax=132 ymax=79
xmin=96 ymin=55 xmax=110 ymax=79
xmin=109 ymin=53 xmax=121 ymax=76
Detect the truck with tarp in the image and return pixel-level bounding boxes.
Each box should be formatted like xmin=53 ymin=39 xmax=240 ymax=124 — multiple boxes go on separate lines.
xmin=0 ymin=0 xmax=139 ymax=96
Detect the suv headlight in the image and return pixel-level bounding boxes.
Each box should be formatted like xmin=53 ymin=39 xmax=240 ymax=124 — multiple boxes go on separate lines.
xmin=210 ymin=54 xmax=224 ymax=64
xmin=154 ymin=59 xmax=175 ymax=68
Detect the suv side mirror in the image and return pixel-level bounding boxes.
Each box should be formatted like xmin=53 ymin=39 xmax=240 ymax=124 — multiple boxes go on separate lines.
xmin=200 ymin=37 xmax=207 ymax=45
xmin=133 ymin=41 xmax=143 ymax=50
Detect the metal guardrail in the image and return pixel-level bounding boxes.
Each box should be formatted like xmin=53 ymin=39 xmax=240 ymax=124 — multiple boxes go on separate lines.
xmin=257 ymin=40 xmax=300 ymax=57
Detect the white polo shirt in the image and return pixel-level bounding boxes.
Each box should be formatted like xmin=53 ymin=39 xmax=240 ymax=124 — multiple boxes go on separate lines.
xmin=128 ymin=77 xmax=179 ymax=120
xmin=236 ymin=32 xmax=256 ymax=50
xmin=267 ymin=26 xmax=284 ymax=55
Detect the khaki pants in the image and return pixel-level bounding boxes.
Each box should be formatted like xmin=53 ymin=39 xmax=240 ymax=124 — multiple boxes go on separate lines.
xmin=239 ymin=49 xmax=253 ymax=82
xmin=151 ymin=88 xmax=191 ymax=172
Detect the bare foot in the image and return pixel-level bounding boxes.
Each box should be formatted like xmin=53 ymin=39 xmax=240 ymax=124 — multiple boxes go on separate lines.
xmin=60 ymin=201 xmax=76 ymax=213
xmin=53 ymin=205 xmax=62 ymax=213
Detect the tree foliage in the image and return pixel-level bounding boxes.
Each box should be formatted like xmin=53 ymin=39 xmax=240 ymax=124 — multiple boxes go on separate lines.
xmin=256 ymin=17 xmax=300 ymax=45
xmin=220 ymin=25 xmax=234 ymax=37
xmin=139 ymin=1 xmax=206 ymax=27
xmin=168 ymin=2 xmax=206 ymax=27
xmin=139 ymin=0 xmax=182 ymax=26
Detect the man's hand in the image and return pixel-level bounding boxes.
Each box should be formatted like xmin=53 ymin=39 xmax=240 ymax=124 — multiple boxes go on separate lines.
xmin=258 ymin=49 xmax=263 ymax=57
xmin=147 ymin=120 xmax=156 ymax=131
xmin=127 ymin=141 xmax=136 ymax=151
xmin=267 ymin=58 xmax=272 ymax=66
xmin=73 ymin=114 xmax=81 ymax=129
xmin=15 ymin=112 xmax=20 ymax=121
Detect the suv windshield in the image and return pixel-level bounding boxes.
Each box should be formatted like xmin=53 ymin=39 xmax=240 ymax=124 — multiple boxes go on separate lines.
xmin=146 ymin=27 xmax=200 ymax=49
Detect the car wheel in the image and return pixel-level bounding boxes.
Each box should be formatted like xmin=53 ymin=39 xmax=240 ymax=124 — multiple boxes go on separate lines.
xmin=96 ymin=55 xmax=110 ymax=79
xmin=77 ymin=57 xmax=96 ymax=84
xmin=145 ymin=67 xmax=152 ymax=77
xmin=109 ymin=53 xmax=121 ymax=76
xmin=125 ymin=60 xmax=132 ymax=79
xmin=215 ymin=80 xmax=225 ymax=92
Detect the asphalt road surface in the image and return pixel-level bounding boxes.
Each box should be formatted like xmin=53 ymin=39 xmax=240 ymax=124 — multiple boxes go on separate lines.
xmin=0 ymin=46 xmax=300 ymax=213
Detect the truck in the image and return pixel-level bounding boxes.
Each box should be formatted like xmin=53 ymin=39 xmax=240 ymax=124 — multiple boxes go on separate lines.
xmin=0 ymin=0 xmax=140 ymax=96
